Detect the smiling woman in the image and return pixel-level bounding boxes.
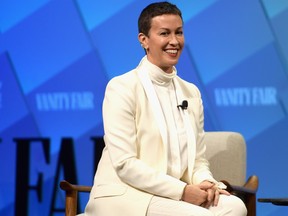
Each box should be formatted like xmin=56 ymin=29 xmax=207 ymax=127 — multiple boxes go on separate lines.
xmin=1 ymin=0 xmax=288 ymax=215
xmin=138 ymin=14 xmax=184 ymax=73
xmin=83 ymin=2 xmax=247 ymax=216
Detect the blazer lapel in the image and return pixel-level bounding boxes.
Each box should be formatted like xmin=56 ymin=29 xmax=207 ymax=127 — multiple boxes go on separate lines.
xmin=137 ymin=59 xmax=168 ymax=152
xmin=173 ymin=78 xmax=196 ymax=180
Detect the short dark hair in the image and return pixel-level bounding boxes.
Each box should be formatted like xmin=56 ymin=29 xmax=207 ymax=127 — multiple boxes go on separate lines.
xmin=138 ymin=1 xmax=183 ymax=36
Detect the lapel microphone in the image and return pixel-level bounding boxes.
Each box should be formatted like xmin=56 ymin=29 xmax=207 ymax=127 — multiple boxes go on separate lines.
xmin=177 ymin=100 xmax=188 ymax=110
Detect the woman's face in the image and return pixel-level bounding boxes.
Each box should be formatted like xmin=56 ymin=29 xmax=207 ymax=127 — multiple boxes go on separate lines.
xmin=139 ymin=14 xmax=184 ymax=73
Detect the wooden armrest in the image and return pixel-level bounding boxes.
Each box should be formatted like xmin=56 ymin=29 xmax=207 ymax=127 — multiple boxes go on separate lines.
xmin=230 ymin=185 xmax=257 ymax=195
xmin=59 ymin=180 xmax=92 ymax=216
xmin=221 ymin=175 xmax=259 ymax=194
xmin=232 ymin=175 xmax=259 ymax=195
xmin=60 ymin=180 xmax=92 ymax=193
xmin=221 ymin=175 xmax=259 ymax=216
xmin=243 ymin=175 xmax=259 ymax=191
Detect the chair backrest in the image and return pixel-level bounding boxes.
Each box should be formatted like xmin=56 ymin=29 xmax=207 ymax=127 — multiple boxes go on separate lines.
xmin=204 ymin=131 xmax=246 ymax=186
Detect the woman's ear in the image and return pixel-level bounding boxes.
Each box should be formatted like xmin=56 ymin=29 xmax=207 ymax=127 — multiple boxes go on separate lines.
xmin=138 ymin=33 xmax=148 ymax=50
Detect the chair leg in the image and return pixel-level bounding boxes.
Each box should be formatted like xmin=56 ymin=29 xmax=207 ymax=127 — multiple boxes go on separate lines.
xmin=65 ymin=190 xmax=78 ymax=216
xmin=246 ymin=194 xmax=256 ymax=216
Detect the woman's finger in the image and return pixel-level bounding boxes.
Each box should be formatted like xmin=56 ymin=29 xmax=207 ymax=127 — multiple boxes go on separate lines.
xmin=213 ymin=189 xmax=220 ymax=206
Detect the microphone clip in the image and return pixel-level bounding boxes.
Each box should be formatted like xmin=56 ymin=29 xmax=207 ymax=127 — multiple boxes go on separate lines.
xmin=177 ymin=100 xmax=188 ymax=110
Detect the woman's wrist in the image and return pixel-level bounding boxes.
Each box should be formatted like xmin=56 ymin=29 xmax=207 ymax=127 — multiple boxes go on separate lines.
xmin=181 ymin=184 xmax=187 ymax=201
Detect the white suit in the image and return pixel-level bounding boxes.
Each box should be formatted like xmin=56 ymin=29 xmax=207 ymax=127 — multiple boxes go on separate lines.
xmin=84 ymin=57 xmax=246 ymax=216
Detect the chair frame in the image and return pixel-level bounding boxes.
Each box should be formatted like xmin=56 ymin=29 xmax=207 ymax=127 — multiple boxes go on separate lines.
xmin=60 ymin=175 xmax=258 ymax=216
xmin=60 ymin=181 xmax=91 ymax=216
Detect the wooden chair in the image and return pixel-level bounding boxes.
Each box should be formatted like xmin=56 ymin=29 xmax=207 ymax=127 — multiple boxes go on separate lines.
xmin=60 ymin=131 xmax=259 ymax=216
xmin=59 ymin=181 xmax=91 ymax=216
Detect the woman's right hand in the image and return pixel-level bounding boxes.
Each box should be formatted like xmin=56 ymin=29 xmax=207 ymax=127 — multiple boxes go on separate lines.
xmin=181 ymin=184 xmax=209 ymax=206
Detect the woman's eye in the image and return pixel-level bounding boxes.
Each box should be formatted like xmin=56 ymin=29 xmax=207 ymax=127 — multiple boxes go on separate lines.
xmin=160 ymin=32 xmax=169 ymax=36
xmin=176 ymin=31 xmax=183 ymax=36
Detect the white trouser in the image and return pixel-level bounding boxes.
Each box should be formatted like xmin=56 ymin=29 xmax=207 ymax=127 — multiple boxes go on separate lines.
xmin=146 ymin=194 xmax=247 ymax=216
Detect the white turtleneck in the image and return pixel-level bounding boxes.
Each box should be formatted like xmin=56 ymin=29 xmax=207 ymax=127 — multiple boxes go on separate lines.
xmin=146 ymin=60 xmax=188 ymax=179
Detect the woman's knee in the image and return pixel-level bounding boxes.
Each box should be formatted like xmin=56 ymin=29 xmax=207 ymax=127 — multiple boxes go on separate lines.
xmin=195 ymin=210 xmax=214 ymax=216
xmin=222 ymin=195 xmax=247 ymax=216
xmin=231 ymin=196 xmax=247 ymax=216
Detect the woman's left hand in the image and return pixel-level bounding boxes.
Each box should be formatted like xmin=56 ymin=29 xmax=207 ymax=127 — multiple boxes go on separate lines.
xmin=199 ymin=181 xmax=230 ymax=208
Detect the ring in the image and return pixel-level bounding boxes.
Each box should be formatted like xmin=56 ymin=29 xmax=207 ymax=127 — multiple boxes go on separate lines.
xmin=216 ymin=182 xmax=227 ymax=190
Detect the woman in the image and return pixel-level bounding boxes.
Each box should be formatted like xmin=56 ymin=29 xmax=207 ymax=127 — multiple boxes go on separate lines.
xmin=84 ymin=2 xmax=247 ymax=216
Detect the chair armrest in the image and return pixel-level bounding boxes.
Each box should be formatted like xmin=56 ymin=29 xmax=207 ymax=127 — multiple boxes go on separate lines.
xmin=221 ymin=175 xmax=259 ymax=216
xmin=242 ymin=175 xmax=259 ymax=191
xmin=60 ymin=180 xmax=92 ymax=216
xmin=60 ymin=180 xmax=92 ymax=193
xmin=230 ymin=185 xmax=257 ymax=195
xmin=221 ymin=175 xmax=258 ymax=194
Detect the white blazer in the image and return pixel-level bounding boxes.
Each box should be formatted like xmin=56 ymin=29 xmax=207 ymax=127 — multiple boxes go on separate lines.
xmin=84 ymin=57 xmax=215 ymax=216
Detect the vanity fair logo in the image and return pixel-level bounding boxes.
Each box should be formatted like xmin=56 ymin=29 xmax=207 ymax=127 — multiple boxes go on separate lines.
xmin=214 ymin=87 xmax=277 ymax=106
xmin=36 ymin=91 xmax=94 ymax=111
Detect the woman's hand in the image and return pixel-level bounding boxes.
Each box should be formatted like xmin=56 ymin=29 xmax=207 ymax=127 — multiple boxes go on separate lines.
xmin=199 ymin=181 xmax=230 ymax=208
xmin=181 ymin=184 xmax=208 ymax=206
xmin=181 ymin=181 xmax=230 ymax=208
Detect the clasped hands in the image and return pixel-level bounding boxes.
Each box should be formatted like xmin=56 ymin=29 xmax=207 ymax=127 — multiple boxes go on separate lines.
xmin=181 ymin=181 xmax=230 ymax=208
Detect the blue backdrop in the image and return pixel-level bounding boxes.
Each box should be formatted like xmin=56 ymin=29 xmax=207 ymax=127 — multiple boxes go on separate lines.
xmin=1 ymin=0 xmax=288 ymax=215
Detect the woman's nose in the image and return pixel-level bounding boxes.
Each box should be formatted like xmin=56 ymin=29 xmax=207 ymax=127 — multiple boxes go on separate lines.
xmin=169 ymin=34 xmax=180 ymax=45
